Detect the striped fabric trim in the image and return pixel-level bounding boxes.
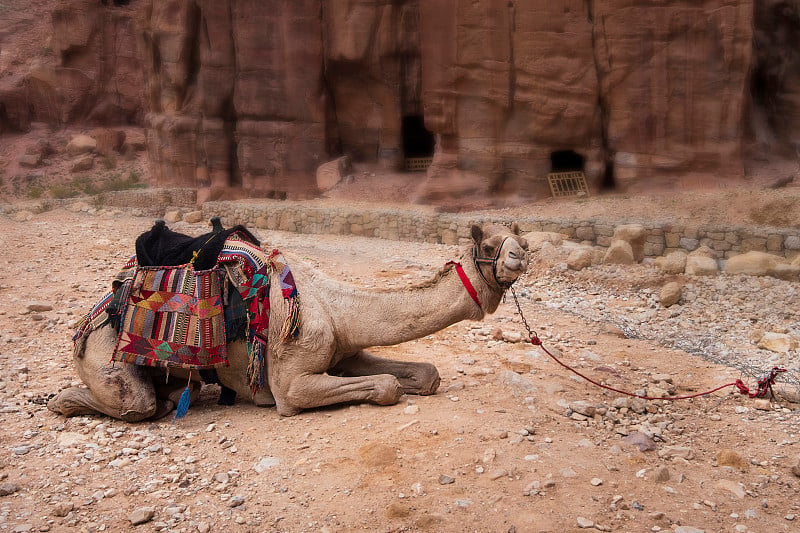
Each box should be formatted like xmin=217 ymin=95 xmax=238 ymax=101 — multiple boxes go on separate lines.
xmin=72 ymin=292 xmax=113 ymax=343
xmin=218 ymin=233 xmax=269 ymax=277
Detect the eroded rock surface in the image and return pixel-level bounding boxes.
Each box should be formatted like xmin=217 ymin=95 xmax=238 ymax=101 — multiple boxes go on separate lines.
xmin=1 ymin=0 xmax=799 ymax=204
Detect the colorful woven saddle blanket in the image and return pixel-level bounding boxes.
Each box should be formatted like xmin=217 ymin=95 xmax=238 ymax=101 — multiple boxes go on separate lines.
xmin=74 ymin=228 xmax=300 ymax=386
xmin=112 ymin=262 xmax=229 ymax=368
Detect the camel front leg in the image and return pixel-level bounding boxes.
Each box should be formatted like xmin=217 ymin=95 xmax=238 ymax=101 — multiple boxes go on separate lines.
xmin=330 ymin=349 xmax=441 ymax=396
xmin=48 ymin=326 xmax=161 ymax=422
xmin=272 ymin=372 xmax=403 ymax=416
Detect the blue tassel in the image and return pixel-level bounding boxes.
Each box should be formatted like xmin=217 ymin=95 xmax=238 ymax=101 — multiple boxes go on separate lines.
xmin=173 ymin=379 xmax=192 ymax=422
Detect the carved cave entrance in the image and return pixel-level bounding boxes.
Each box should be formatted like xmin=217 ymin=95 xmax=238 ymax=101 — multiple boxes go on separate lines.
xmin=402 ymin=114 xmax=434 ymax=171
xmin=548 ymin=150 xmax=589 ymax=197
xmin=550 ymin=150 xmax=585 ymax=172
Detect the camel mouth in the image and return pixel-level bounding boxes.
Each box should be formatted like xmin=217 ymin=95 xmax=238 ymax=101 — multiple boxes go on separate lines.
xmin=506 ymin=260 xmax=526 ymax=272
xmin=497 ymin=262 xmax=527 ymax=284
xmin=501 ymin=255 xmax=527 ymax=274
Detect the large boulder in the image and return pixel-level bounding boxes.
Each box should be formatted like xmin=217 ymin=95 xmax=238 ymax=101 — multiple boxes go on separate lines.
xmin=317 ymin=156 xmax=351 ymax=192
xmin=603 ymin=239 xmax=635 ymax=265
xmin=566 ymin=247 xmax=594 ymax=271
xmin=725 ymin=251 xmax=784 ymax=277
xmin=757 ymin=332 xmax=798 ymax=353
xmin=613 ymin=224 xmax=647 ymax=262
xmin=685 ymin=254 xmax=718 ymax=276
xmin=18 ymin=153 xmax=42 ymax=168
xmin=66 ymin=134 xmax=97 ymax=156
xmin=659 ymin=282 xmax=683 ymax=307
xmin=770 ymin=263 xmax=800 ymax=281
xmin=654 ymin=251 xmax=688 ymax=274
xmin=522 ymin=231 xmax=565 ymax=252
xmin=70 ymin=154 xmax=94 ymax=173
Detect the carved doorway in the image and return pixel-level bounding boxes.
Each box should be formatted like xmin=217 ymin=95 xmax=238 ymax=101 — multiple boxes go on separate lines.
xmin=402 ymin=114 xmax=434 ymax=171
xmin=550 ymin=150 xmax=585 ymax=172
xmin=548 ymin=150 xmax=588 ymax=197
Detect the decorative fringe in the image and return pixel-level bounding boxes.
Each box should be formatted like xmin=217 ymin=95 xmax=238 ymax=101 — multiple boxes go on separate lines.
xmin=173 ymin=371 xmax=192 ymax=422
xmin=234 ymin=247 xmax=301 ymax=394
xmin=280 ymin=296 xmax=301 ymax=342
xmin=245 ymin=342 xmax=267 ymax=393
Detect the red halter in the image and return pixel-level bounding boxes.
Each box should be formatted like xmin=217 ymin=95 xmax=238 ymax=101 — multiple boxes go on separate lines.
xmin=446 ymin=236 xmax=514 ymax=311
xmin=445 ymin=261 xmax=483 ymax=310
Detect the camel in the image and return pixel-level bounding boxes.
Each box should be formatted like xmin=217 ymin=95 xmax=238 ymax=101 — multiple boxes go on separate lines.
xmin=48 ymin=222 xmax=528 ymax=420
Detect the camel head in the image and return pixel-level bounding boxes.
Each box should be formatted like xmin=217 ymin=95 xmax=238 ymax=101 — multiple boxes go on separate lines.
xmin=470 ymin=222 xmax=529 ymax=290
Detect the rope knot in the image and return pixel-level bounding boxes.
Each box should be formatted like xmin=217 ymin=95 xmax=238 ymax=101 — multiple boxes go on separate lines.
xmin=529 ymin=335 xmax=542 ymax=346
xmin=736 ymin=367 xmax=786 ymax=398
xmin=734 ymin=379 xmax=751 ymax=396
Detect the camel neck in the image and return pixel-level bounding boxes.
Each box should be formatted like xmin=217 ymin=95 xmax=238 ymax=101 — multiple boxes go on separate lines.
xmin=328 ymin=256 xmax=503 ymax=352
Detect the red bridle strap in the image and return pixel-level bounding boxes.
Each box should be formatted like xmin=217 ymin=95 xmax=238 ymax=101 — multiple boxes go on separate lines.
xmin=446 ymin=261 xmax=482 ymax=310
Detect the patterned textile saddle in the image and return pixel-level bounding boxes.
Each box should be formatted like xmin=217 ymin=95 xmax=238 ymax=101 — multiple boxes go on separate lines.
xmin=113 ymin=263 xmax=228 ymax=368
xmin=73 ymin=222 xmax=300 ymax=392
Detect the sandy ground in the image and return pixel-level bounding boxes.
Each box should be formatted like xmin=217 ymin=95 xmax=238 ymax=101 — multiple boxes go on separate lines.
xmin=0 ymin=202 xmax=798 ymax=533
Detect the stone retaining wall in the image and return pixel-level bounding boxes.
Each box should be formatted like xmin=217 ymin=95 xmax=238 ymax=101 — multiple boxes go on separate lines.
xmin=18 ymin=187 xmax=797 ymax=261
xmin=99 ymin=188 xmax=197 ymax=213
xmin=195 ymin=199 xmax=800 ymax=261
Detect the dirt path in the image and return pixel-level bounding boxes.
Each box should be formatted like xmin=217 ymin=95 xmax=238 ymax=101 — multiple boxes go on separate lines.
xmin=0 ymin=208 xmax=798 ymax=533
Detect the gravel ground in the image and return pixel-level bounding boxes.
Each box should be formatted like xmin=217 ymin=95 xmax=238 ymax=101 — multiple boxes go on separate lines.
xmin=0 ymin=203 xmax=799 ymax=533
xmin=521 ymin=260 xmax=800 ymax=396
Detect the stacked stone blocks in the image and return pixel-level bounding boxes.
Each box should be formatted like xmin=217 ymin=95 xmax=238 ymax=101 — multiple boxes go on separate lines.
xmin=88 ymin=189 xmax=800 ymax=261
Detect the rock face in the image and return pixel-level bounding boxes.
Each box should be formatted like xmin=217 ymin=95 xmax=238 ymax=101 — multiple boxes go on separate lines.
xmin=140 ymin=1 xmax=328 ymax=198
xmin=1 ymin=0 xmax=797 ymax=204
xmin=0 ymin=0 xmax=145 ymax=131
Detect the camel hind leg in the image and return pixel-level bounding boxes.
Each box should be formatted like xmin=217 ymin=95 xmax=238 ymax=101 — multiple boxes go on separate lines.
xmin=330 ymin=349 xmax=441 ymax=395
xmin=268 ymin=347 xmax=403 ymax=416
xmin=48 ymin=325 xmax=163 ymax=422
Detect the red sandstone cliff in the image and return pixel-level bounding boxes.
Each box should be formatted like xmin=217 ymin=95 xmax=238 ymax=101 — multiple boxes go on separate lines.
xmin=0 ymin=0 xmax=798 ymax=205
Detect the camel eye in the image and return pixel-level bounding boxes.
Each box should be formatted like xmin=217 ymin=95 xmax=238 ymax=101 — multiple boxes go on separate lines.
xmin=482 ymin=243 xmax=494 ymax=255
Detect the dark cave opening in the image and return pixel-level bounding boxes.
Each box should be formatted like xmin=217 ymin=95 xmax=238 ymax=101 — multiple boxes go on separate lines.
xmin=549 ymin=150 xmax=585 ymax=172
xmin=401 ymin=115 xmax=435 ymax=158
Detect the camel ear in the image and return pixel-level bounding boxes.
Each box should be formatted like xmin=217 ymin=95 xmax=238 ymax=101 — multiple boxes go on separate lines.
xmin=470 ymin=224 xmax=483 ymax=245
xmin=511 ymin=222 xmax=520 ymax=235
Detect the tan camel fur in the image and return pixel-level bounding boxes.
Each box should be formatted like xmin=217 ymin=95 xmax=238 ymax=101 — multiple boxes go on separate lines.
xmin=48 ymin=222 xmax=528 ymax=420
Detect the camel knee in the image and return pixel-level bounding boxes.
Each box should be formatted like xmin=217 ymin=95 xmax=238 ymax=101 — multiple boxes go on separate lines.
xmin=372 ymin=374 xmax=403 ymax=405
xmin=119 ymin=395 xmax=158 ymax=422
xmin=280 ymin=382 xmax=313 ymax=415
xmin=275 ymin=397 xmax=302 ymax=417
xmin=398 ymin=363 xmax=440 ymax=395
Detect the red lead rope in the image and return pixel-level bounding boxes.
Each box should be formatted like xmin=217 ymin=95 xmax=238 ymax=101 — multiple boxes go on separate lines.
xmin=734 ymin=368 xmax=787 ymax=398
xmin=505 ymin=285 xmax=786 ymax=402
xmin=449 ymin=264 xmax=787 ymax=402
xmin=529 ymin=333 xmax=786 ymax=401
